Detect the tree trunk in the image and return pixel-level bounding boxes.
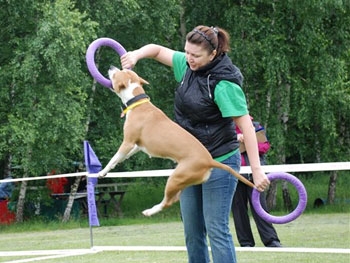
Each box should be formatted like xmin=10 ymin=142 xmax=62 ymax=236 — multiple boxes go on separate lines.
xmin=280 ymin=83 xmax=291 ymax=210
xmin=16 ymin=178 xmax=27 ymax=223
xmin=282 ymin=180 xmax=293 ymax=211
xmin=265 ymin=82 xmax=291 ymax=210
xmin=327 ymin=171 xmax=337 ymax=204
xmin=266 ymin=180 xmax=277 ymax=210
xmin=179 ymin=0 xmax=186 ymax=44
xmin=265 ymin=77 xmax=276 ymax=210
xmin=62 ymin=176 xmax=81 ymax=223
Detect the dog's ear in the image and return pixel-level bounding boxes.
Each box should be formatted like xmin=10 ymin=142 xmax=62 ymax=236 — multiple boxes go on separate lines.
xmin=112 ymin=78 xmax=127 ymax=93
xmin=139 ymin=76 xmax=149 ymax=85
xmin=120 ymin=78 xmax=130 ymax=90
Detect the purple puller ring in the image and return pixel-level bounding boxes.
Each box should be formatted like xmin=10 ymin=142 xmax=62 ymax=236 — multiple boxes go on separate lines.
xmin=251 ymin=172 xmax=307 ymax=224
xmin=86 ymin=37 xmax=127 ymax=89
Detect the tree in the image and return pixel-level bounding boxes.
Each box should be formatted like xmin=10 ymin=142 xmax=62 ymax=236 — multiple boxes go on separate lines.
xmin=0 ymin=0 xmax=97 ymax=221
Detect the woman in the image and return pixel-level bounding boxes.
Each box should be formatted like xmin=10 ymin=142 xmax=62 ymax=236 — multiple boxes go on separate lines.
xmin=121 ymin=25 xmax=269 ymax=263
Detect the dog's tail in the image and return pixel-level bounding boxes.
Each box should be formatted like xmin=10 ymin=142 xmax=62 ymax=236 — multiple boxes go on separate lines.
xmin=211 ymin=160 xmax=256 ymax=189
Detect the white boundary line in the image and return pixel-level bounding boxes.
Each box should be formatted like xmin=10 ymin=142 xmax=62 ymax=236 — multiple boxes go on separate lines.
xmin=3 ymin=253 xmax=97 ymax=263
xmin=0 ymin=249 xmax=94 ymax=256
xmin=1 ymin=249 xmax=98 ymax=263
xmin=1 ymin=246 xmax=349 ymax=258
xmin=93 ymin=246 xmax=350 ymax=254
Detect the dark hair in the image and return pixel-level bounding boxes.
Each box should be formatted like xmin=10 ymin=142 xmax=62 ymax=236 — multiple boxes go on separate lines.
xmin=186 ymin=25 xmax=230 ymax=56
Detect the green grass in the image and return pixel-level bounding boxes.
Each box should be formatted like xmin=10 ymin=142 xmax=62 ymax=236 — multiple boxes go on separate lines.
xmin=1 ymin=171 xmax=349 ymax=262
xmin=1 ymin=213 xmax=349 ymax=263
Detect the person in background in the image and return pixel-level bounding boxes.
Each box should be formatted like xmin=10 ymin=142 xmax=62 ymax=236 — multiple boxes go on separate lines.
xmin=46 ymin=170 xmax=68 ymax=194
xmin=0 ymin=174 xmax=14 ymax=200
xmin=232 ymin=116 xmax=282 ymax=247
xmin=121 ymin=25 xmax=270 ymax=263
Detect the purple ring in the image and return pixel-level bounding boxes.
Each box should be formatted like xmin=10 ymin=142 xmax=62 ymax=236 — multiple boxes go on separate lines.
xmin=251 ymin=172 xmax=307 ymax=224
xmin=86 ymin=38 xmax=127 ymax=89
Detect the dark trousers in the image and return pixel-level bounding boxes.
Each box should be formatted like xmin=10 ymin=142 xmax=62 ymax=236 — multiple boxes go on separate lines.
xmin=232 ymin=177 xmax=280 ymax=247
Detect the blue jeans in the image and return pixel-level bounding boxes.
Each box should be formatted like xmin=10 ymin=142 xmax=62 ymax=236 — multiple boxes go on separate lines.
xmin=180 ymin=151 xmax=240 ymax=263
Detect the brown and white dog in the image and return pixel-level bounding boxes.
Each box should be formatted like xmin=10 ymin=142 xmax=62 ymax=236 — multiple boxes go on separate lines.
xmin=98 ymin=66 xmax=256 ymax=216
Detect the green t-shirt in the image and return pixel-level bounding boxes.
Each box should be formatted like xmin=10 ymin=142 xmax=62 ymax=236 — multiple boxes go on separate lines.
xmin=173 ymin=52 xmax=248 ymax=118
xmin=172 ymin=52 xmax=248 ymax=161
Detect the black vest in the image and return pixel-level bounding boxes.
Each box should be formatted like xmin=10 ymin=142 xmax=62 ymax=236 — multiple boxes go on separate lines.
xmin=174 ymin=54 xmax=243 ymax=158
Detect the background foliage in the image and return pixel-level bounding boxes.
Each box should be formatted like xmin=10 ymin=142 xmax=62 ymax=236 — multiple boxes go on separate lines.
xmin=0 ymin=0 xmax=349 ymax=219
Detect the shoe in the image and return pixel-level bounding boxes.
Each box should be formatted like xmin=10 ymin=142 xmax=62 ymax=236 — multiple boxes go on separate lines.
xmin=266 ymin=241 xmax=282 ymax=247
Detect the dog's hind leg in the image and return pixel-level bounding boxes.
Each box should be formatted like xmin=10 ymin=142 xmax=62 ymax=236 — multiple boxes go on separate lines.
xmin=142 ymin=169 xmax=189 ymax=216
xmin=142 ymin=189 xmax=182 ymax=217
xmin=142 ymin=203 xmax=164 ymax=216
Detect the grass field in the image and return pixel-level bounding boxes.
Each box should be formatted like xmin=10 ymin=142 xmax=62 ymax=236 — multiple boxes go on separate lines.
xmin=1 ymin=213 xmax=349 ymax=263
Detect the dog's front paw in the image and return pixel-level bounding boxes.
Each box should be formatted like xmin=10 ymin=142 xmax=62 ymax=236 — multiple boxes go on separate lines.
xmin=98 ymin=171 xmax=107 ymax=178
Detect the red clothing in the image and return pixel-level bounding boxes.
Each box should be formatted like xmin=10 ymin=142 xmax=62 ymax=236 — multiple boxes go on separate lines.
xmin=47 ymin=177 xmax=68 ymax=194
xmin=236 ymin=124 xmax=270 ymax=166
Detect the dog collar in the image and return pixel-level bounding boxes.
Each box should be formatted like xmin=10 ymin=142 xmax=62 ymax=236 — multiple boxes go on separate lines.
xmin=125 ymin=94 xmax=149 ymax=107
xmin=121 ymin=96 xmax=150 ymax=117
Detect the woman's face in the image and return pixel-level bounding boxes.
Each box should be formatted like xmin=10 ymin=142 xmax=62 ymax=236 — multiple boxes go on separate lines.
xmin=184 ymin=41 xmax=216 ymax=71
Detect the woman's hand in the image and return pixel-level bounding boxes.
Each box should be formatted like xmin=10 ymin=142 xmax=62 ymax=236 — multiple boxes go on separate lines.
xmin=121 ymin=50 xmax=140 ymax=69
xmin=252 ymin=167 xmax=270 ymax=192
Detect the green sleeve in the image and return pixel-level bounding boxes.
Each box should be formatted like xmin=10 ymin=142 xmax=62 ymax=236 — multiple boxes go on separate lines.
xmin=172 ymin=51 xmax=187 ymax=82
xmin=214 ymin=80 xmax=249 ymax=117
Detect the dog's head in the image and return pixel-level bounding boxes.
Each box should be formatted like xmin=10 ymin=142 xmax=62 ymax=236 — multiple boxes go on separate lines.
xmin=108 ymin=66 xmax=149 ymax=103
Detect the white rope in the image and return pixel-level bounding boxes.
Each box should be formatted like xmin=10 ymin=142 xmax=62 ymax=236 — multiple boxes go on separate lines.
xmin=0 ymin=172 xmax=87 ymax=183
xmin=1 ymin=162 xmax=349 ymax=183
xmin=89 ymin=162 xmax=350 ymax=178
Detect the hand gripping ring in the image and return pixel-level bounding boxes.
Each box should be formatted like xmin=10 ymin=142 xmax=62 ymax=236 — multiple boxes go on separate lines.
xmin=251 ymin=172 xmax=307 ymax=224
xmin=86 ymin=38 xmax=127 ymax=89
